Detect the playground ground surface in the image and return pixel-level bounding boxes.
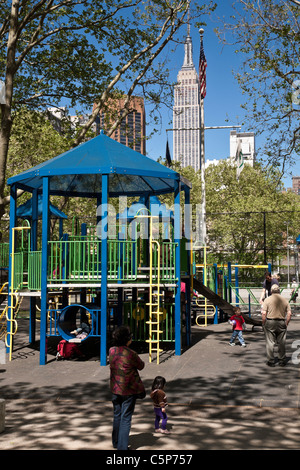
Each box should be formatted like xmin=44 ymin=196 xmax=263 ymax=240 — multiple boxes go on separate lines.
xmin=1 ymin=310 xmax=300 ymax=453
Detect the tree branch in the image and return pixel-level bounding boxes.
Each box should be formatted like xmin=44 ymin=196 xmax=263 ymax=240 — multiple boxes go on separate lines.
xmin=72 ymin=2 xmax=188 ymax=145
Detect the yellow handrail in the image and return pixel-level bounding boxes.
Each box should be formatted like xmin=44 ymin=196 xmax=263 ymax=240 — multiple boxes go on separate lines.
xmin=0 ymin=305 xmax=8 ymax=341
xmin=6 ymin=226 xmax=30 ymax=361
xmin=195 ymin=297 xmax=216 ymax=327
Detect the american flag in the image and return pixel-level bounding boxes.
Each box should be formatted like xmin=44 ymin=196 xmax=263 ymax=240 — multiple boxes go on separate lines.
xmin=199 ymin=36 xmax=207 ymax=99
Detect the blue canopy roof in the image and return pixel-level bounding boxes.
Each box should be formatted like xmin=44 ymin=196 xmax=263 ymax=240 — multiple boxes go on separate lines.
xmin=16 ymin=195 xmax=67 ymax=219
xmin=7 ymin=131 xmax=191 ymax=198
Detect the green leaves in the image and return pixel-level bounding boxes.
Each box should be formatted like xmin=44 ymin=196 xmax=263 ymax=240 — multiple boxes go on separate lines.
xmin=217 ymin=0 xmax=300 ymax=173
xmin=205 ymin=160 xmax=300 ymax=264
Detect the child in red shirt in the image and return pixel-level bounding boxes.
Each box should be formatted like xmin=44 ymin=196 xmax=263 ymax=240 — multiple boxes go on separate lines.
xmin=228 ymin=307 xmax=247 ymax=347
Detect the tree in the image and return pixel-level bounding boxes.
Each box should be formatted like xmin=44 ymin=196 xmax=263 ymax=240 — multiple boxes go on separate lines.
xmin=216 ymin=0 xmax=300 ymax=179
xmin=4 ymin=108 xmax=68 ymax=235
xmin=6 ymin=108 xmax=69 ymax=179
xmin=0 ymin=0 xmax=216 ymax=219
xmin=205 ymin=160 xmax=300 ymax=265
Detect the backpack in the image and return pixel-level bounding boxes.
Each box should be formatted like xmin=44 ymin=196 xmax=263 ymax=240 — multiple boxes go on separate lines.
xmin=56 ymin=339 xmax=83 ymax=360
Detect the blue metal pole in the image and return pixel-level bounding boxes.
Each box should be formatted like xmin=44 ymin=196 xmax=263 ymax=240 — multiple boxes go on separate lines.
xmin=268 ymin=262 xmax=272 ymax=273
xmin=29 ymin=189 xmax=38 ymax=344
xmin=213 ymin=263 xmax=218 ymax=324
xmin=184 ymin=187 xmax=191 ymax=347
xmin=7 ymin=184 xmax=16 ymax=354
xmin=40 ymin=178 xmax=49 ymax=365
xmin=174 ymin=180 xmax=181 ymax=356
xmin=228 ymin=262 xmax=232 ymax=303
xmin=235 ymin=266 xmax=239 ymax=306
xmin=100 ymin=174 xmax=108 ymax=365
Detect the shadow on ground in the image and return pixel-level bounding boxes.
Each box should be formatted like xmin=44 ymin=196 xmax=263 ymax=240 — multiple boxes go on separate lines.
xmin=2 ymin=318 xmax=300 ymax=450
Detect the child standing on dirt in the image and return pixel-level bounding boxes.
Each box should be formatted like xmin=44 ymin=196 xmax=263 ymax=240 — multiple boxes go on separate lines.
xmin=150 ymin=376 xmax=170 ymax=434
xmin=228 ymin=307 xmax=247 ymax=347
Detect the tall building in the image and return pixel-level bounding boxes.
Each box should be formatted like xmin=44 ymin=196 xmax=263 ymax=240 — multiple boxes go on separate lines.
xmin=292 ymin=176 xmax=300 ymax=195
xmin=95 ymin=95 xmax=146 ymax=155
xmin=230 ymin=130 xmax=255 ymax=167
xmin=173 ymin=27 xmax=201 ymax=171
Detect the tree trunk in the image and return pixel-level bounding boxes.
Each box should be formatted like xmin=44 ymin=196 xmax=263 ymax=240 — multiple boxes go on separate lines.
xmin=0 ymin=0 xmax=19 ymax=218
xmin=0 ymin=111 xmax=12 ymax=218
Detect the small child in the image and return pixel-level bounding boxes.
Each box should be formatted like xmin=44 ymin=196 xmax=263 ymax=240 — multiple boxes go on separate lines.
xmin=228 ymin=307 xmax=247 ymax=347
xmin=150 ymin=376 xmax=170 ymax=434
xmin=70 ymin=314 xmax=91 ymax=340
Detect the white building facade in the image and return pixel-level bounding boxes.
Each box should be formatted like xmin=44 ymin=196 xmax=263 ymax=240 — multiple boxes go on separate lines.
xmin=230 ymin=130 xmax=255 ymax=167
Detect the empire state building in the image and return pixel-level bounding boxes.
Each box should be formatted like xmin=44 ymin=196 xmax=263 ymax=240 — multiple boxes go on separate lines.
xmin=173 ymin=27 xmax=201 ymax=171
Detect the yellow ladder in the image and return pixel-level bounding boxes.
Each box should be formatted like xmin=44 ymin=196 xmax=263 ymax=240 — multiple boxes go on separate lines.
xmin=134 ymin=211 xmax=164 ymax=364
xmin=146 ymin=236 xmax=164 ymax=364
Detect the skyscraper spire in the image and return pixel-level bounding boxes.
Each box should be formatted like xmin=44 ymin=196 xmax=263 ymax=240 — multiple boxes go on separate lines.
xmin=182 ymin=19 xmax=195 ymax=69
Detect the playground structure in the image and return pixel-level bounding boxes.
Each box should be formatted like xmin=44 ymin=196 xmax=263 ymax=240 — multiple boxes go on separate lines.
xmin=3 ymin=132 xmax=194 ymax=366
xmin=1 ymin=131 xmax=299 ymax=365
xmin=192 ymin=254 xmax=300 ymax=327
xmin=193 ymin=255 xmax=273 ymax=326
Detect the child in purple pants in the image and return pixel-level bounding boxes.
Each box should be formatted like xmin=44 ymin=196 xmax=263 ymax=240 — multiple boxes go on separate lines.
xmin=150 ymin=376 xmax=170 ymax=434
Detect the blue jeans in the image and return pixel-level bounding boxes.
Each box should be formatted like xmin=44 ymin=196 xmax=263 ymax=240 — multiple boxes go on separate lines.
xmin=230 ymin=330 xmax=245 ymax=345
xmin=112 ymin=394 xmax=136 ymax=450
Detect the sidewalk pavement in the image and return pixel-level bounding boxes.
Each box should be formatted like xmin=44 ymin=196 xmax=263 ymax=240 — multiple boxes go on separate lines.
xmin=1 ymin=316 xmax=300 ymax=450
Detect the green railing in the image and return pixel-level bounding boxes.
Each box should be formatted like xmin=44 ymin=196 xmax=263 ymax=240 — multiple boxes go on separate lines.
xmin=0 ymin=243 xmax=9 ymax=268
xmin=108 ymin=239 xmax=138 ymax=281
xmin=48 ymin=238 xmax=175 ymax=285
xmin=67 ymin=237 xmax=102 ymax=282
xmin=14 ymin=237 xmax=177 ymax=290
xmin=159 ymin=241 xmax=176 ymax=281
xmin=28 ymin=251 xmax=42 ymax=291
xmin=124 ymin=301 xmax=175 ymax=343
xmin=13 ymin=252 xmax=25 ymax=290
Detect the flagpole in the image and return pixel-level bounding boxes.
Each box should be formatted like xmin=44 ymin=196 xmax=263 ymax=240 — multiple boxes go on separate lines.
xmin=235 ymin=137 xmax=244 ymax=180
xmin=199 ymin=28 xmax=206 ymax=246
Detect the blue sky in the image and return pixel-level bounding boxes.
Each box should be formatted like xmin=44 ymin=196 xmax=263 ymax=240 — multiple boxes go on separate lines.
xmin=145 ymin=3 xmax=299 ymax=190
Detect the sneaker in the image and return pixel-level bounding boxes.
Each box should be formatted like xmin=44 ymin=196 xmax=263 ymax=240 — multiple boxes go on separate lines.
xmin=241 ymin=343 xmax=246 ymax=347
xmin=266 ymin=361 xmax=275 ymax=367
xmin=279 ymin=360 xmax=286 ymax=367
xmin=229 ymin=342 xmax=235 ymax=346
xmin=161 ymin=429 xmax=170 ymax=434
